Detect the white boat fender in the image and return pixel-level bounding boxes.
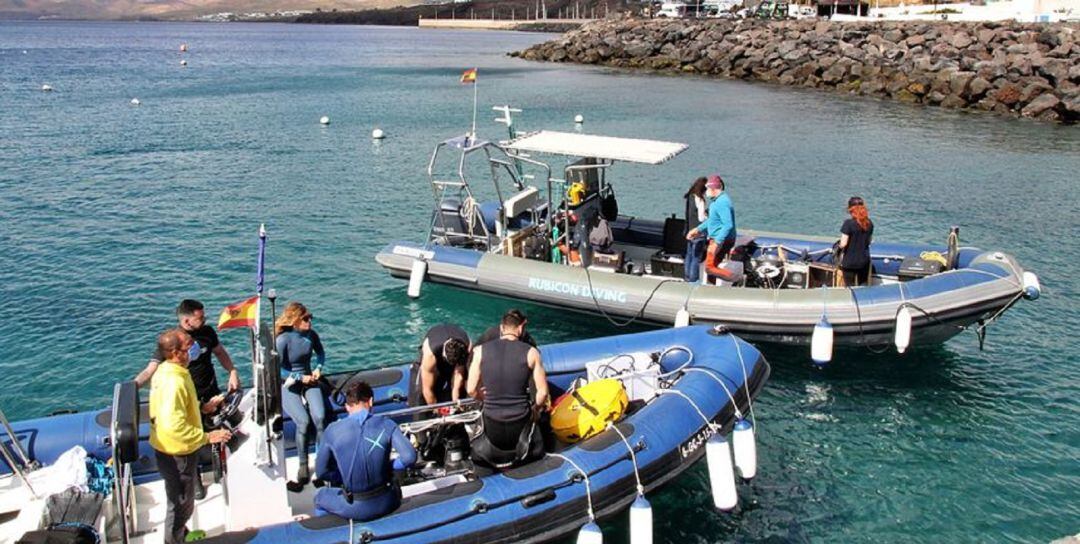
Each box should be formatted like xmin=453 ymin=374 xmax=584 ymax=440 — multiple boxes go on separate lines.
xmin=577 ymin=521 xmax=603 ymax=544
xmin=706 ymin=433 xmax=738 ymax=511
xmin=810 ymin=316 xmax=833 ymax=366
xmin=674 ymin=306 xmax=690 ymax=328
xmin=732 ymin=418 xmax=757 ymax=481
xmin=407 ymin=258 xmax=428 ymax=298
xmin=894 ymin=306 xmax=913 ymax=354
xmin=319 ymin=115 xmax=330 ymax=125
xmin=1022 ymin=271 xmax=1040 ymax=300
xmin=372 ymin=128 xmax=385 ymax=139
xmin=629 ymin=496 xmax=653 ymax=544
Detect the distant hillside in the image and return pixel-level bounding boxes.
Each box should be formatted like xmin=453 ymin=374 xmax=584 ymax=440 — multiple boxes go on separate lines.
xmin=0 ymin=0 xmax=403 ymax=21
xmin=296 ymin=0 xmax=643 ymax=26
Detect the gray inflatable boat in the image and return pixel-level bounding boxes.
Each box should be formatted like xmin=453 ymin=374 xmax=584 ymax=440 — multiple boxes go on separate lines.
xmin=376 ymin=123 xmax=1040 ymax=359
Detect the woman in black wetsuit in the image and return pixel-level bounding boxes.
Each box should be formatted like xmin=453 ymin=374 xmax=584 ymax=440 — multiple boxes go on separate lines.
xmin=838 ymin=196 xmax=875 ymax=286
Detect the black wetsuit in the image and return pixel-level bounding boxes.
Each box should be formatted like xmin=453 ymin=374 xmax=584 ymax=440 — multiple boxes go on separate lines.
xmin=412 ymin=324 xmax=469 ymax=405
xmin=480 ymin=337 xmax=534 ymax=450
xmin=152 ymin=325 xmax=221 ymax=404
xmin=474 ymin=326 xmax=537 ymax=349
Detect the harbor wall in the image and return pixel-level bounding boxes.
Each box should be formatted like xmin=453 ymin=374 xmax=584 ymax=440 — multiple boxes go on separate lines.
xmin=512 ymin=18 xmax=1080 ymax=123
xmin=418 ymin=18 xmax=588 ymax=31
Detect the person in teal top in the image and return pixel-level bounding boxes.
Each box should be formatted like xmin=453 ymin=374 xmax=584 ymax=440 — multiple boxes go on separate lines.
xmin=686 ymin=175 xmax=738 ymax=283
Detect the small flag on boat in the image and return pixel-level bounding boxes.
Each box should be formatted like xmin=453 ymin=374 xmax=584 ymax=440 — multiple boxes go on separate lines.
xmin=217 ymin=296 xmax=259 ymax=331
xmin=460 ymin=68 xmax=477 ymax=84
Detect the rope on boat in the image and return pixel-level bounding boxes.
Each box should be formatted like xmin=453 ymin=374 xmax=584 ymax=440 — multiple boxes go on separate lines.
xmin=547 ymin=453 xmax=596 ymax=521
xmin=582 ymin=264 xmax=680 ymax=327
xmin=608 ymin=423 xmax=644 ymax=496
xmin=680 ymin=368 xmax=742 ymax=421
xmin=657 ymin=389 xmax=719 ymax=433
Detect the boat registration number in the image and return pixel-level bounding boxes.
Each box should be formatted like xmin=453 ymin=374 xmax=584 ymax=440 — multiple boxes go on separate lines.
xmin=679 ymin=421 xmax=718 ymax=459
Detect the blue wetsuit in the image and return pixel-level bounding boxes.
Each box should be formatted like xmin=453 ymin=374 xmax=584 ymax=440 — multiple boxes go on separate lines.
xmin=314 ymin=409 xmax=417 ymax=520
xmin=276 ymin=329 xmax=327 ymax=474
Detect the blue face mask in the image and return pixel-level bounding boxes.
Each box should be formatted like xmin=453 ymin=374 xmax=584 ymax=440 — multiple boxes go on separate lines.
xmin=187 ymin=341 xmax=202 ymax=362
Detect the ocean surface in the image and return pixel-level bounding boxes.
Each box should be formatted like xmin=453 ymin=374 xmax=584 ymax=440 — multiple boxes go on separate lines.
xmin=1 ymin=20 xmax=1078 ymax=543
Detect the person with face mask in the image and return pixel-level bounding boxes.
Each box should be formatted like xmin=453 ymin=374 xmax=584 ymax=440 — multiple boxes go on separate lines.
xmin=149 ymin=328 xmax=232 ymax=544
xmin=135 ymin=299 xmax=240 ymax=499
xmin=685 ymin=175 xmax=738 ymax=284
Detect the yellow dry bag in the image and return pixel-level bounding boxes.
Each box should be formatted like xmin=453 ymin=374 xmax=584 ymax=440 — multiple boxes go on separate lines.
xmin=551 ymin=379 xmax=629 ymax=444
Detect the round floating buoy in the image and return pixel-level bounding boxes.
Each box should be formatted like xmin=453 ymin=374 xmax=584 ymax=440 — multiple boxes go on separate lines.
xmin=407 ymin=259 xmax=427 ymax=298
xmin=894 ymin=306 xmax=913 ymax=354
xmin=810 ymin=316 xmax=833 ymax=366
xmin=574 ymin=114 xmax=584 ymax=124
xmin=130 ymin=98 xmax=140 ymax=106
xmin=41 ymin=84 xmax=53 ymax=92
xmin=179 ymin=43 xmax=188 ymax=52
xmin=732 ymin=418 xmax=757 ymax=481
xmin=629 ymin=496 xmax=653 ymax=544
xmin=576 ymin=521 xmax=603 ymax=544
xmin=674 ymin=306 xmax=690 ymax=328
xmin=180 ymin=59 xmax=188 ymax=66
xmin=1022 ymin=271 xmax=1041 ymax=300
xmin=319 ymin=116 xmax=330 ymax=126
xmin=372 ymin=128 xmax=385 ymax=140
xmin=706 ymin=433 xmax=737 ymax=512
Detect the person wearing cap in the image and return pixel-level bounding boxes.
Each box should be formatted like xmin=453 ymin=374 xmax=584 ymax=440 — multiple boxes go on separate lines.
xmin=686 ymin=175 xmax=737 ymax=283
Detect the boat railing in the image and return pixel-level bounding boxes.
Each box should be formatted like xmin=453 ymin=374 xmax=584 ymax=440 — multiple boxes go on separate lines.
xmin=0 ymin=405 xmax=38 ymax=499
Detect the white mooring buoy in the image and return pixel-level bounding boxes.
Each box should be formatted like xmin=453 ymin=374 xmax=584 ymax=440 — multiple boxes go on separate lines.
xmin=1022 ymin=271 xmax=1041 ymax=300
xmin=372 ymin=128 xmax=385 ymax=140
xmin=130 ymin=98 xmax=140 ymax=106
xmin=574 ymin=114 xmax=584 ymax=124
xmin=706 ymin=433 xmax=738 ymax=511
xmin=577 ymin=521 xmax=603 ymax=544
xmin=179 ymin=43 xmax=188 ymax=52
xmin=319 ymin=116 xmax=330 ymax=126
xmin=407 ymin=259 xmax=427 ymax=298
xmin=180 ymin=59 xmax=188 ymax=66
xmin=41 ymin=84 xmax=53 ymax=92
xmin=629 ymin=496 xmax=653 ymax=544
xmin=811 ymin=316 xmax=833 ymax=366
xmin=674 ymin=306 xmax=690 ymax=328
xmin=894 ymin=306 xmax=913 ymax=354
xmin=732 ymin=418 xmax=757 ymax=481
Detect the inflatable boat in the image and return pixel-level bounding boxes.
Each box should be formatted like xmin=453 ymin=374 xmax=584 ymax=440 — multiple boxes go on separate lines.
xmin=1 ymin=325 xmax=769 ymax=544
xmin=375 ymin=120 xmax=1040 ymax=358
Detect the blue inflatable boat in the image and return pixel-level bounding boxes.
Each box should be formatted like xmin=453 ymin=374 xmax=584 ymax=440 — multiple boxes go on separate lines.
xmin=1 ymin=326 xmax=769 ymax=544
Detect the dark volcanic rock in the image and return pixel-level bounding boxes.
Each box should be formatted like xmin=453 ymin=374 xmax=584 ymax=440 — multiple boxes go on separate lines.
xmin=514 ymin=18 xmax=1080 ymax=124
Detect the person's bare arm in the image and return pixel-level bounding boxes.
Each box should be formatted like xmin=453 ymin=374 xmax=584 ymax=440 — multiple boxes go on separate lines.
xmin=466 ymin=346 xmax=483 ymax=399
xmin=451 ymin=365 xmax=467 ymax=403
xmin=839 ymin=233 xmax=850 ymax=250
xmin=529 ymin=348 xmax=549 ymax=409
xmin=213 ymin=344 xmax=241 ymax=392
xmin=420 ymin=340 xmax=439 ymax=405
xmin=134 ymin=360 xmax=159 ymax=389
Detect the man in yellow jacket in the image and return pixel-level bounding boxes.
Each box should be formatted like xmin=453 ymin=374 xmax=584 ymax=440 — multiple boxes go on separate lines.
xmin=150 ymin=328 xmax=232 ymax=544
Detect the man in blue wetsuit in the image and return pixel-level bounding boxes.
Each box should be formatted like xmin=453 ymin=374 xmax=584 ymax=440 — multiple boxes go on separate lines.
xmin=313 ymin=381 xmax=417 ymax=521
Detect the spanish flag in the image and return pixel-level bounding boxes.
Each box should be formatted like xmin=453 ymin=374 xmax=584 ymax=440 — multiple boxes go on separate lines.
xmin=218 ymin=296 xmax=258 ymax=331
xmin=460 ymin=68 xmax=477 ymax=84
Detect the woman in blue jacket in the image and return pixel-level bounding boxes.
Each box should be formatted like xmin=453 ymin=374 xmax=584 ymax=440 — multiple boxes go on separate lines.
xmin=275 ymin=301 xmax=327 ymax=491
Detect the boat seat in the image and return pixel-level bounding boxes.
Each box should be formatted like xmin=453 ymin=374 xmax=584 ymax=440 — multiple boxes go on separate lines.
xmin=478 ymin=201 xmax=536 ymax=234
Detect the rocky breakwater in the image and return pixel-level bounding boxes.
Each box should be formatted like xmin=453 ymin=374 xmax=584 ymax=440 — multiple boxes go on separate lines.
xmin=513 ymin=18 xmax=1080 ymax=123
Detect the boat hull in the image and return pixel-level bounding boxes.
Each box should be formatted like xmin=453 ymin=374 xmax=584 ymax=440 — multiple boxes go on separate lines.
xmin=376 ymin=225 xmax=1030 ymax=348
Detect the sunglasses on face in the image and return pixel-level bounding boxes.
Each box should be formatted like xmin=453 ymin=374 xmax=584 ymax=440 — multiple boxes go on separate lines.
xmin=302 ymin=315 xmax=313 ymax=322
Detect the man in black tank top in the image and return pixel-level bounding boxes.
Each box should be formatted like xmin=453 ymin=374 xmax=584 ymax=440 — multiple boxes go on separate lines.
xmin=467 ymin=310 xmax=549 ymax=464
xmin=414 ymin=324 xmax=470 ymax=406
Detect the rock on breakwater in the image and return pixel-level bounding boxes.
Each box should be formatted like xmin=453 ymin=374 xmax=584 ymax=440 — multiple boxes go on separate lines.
xmin=513 ymin=18 xmax=1080 ymax=123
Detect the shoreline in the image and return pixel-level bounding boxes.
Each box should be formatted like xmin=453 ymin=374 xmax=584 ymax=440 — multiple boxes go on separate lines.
xmin=513 ymin=18 xmax=1080 ymax=124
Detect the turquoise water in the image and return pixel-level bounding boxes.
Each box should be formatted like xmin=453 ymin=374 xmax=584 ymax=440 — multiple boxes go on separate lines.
xmin=2 ymin=20 xmax=1078 ymax=543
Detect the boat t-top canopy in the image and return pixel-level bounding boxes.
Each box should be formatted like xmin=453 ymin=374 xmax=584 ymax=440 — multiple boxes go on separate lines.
xmin=505 ymin=130 xmax=689 ymax=165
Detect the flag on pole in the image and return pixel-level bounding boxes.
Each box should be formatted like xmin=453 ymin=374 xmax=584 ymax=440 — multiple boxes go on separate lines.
xmin=217 ymin=296 xmax=259 ymax=331
xmin=460 ymin=68 xmax=477 ymax=84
